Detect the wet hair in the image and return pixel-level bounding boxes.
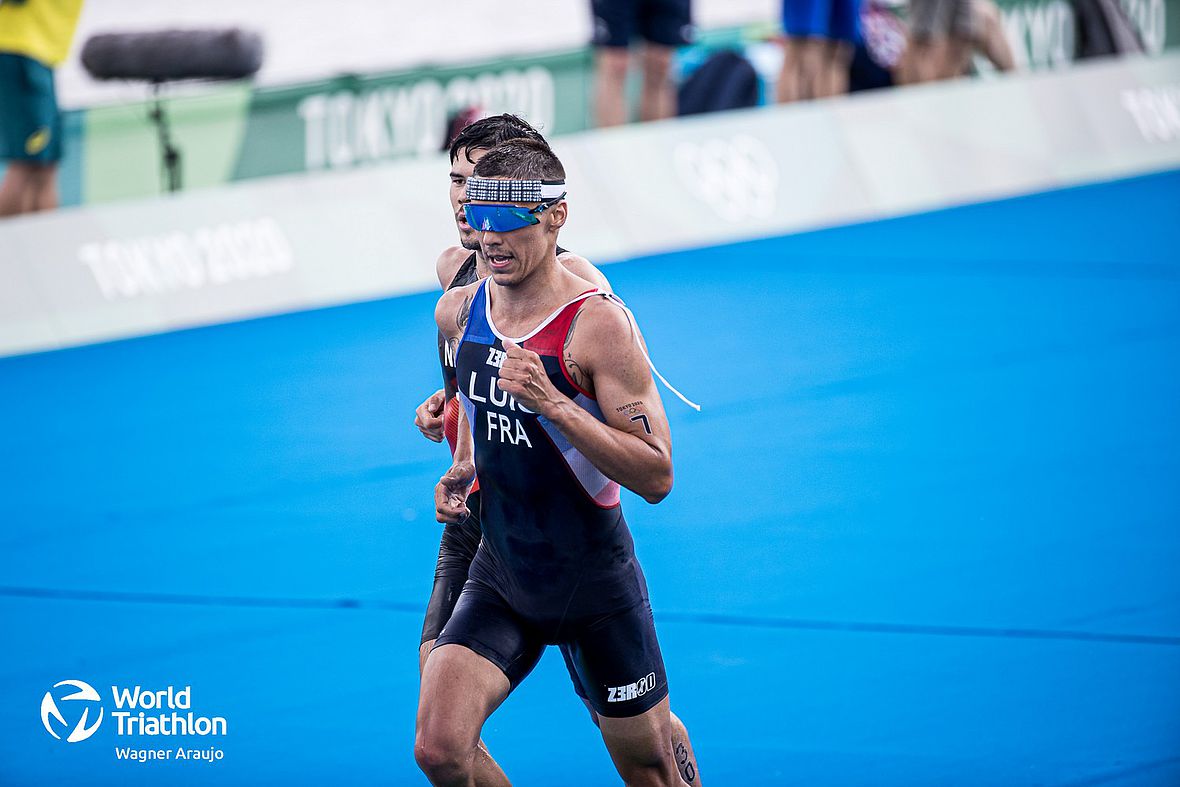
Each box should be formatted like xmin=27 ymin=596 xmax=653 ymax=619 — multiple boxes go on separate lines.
xmin=471 ymin=138 xmax=566 ymax=182
xmin=448 ymin=113 xmax=549 ymax=163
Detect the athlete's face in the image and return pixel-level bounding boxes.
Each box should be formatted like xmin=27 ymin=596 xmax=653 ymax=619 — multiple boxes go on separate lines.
xmin=450 ymin=147 xmax=488 ymax=251
xmin=474 ymin=198 xmax=567 ymax=287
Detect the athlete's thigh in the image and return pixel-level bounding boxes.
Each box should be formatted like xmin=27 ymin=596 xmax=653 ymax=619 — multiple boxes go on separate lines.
xmin=417 ymin=642 xmax=511 ymax=750
xmin=434 ymin=578 xmax=546 ymax=691
xmin=558 ymin=643 xmax=597 ymax=715
xmin=564 ymin=599 xmax=668 ymax=718
xmin=420 ymin=581 xmax=544 ymax=746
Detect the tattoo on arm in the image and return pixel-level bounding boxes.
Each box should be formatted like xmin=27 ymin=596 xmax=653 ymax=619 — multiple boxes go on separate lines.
xmin=564 ymin=352 xmax=587 ymax=390
xmin=455 ymin=294 xmax=473 ymax=332
xmin=564 ymin=308 xmax=582 ymax=351
xmin=615 ymin=402 xmax=652 ymax=435
xmin=563 ymin=307 xmax=588 ymax=390
xmin=629 ymin=414 xmax=652 ymax=435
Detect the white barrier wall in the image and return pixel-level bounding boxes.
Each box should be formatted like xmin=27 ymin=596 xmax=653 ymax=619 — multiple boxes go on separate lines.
xmin=1 ymin=54 xmax=1178 ymax=358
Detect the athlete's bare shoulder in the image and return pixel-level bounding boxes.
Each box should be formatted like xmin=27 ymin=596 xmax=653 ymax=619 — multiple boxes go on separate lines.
xmin=436 ymin=246 xmax=473 ymax=289
xmin=574 ymin=293 xmax=634 ymax=345
xmin=562 ymin=293 xmax=638 ymax=387
xmin=557 ymin=251 xmax=612 ymax=294
xmin=435 ymin=280 xmax=480 ymax=340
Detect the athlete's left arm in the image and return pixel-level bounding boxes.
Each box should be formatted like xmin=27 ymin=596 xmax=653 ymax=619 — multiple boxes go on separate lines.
xmin=498 ymin=299 xmax=672 ymax=503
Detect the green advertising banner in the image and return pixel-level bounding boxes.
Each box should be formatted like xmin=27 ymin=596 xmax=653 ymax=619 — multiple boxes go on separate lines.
xmin=231 ymin=48 xmax=591 ymax=180
xmin=67 ymin=47 xmax=592 ymax=207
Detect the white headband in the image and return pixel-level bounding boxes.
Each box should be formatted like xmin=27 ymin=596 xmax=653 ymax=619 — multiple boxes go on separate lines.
xmin=465 ymin=176 xmax=567 ymax=203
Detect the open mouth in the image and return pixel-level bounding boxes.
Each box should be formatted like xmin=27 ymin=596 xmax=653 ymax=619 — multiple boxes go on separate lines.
xmin=486 ymin=253 xmax=513 ymax=270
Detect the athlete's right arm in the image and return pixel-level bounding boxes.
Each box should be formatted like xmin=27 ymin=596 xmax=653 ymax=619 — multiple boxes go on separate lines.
xmin=413 ymin=389 xmax=445 ymax=442
xmin=434 ymin=284 xmax=474 ymax=367
xmin=433 ymin=285 xmax=477 ymax=523
xmin=416 ymin=248 xmax=472 ymax=441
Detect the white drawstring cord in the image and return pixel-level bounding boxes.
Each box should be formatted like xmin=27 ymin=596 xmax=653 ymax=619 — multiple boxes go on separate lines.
xmin=602 ymin=292 xmax=702 ymax=412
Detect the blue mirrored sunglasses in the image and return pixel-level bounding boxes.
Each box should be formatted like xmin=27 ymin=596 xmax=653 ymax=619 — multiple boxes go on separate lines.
xmin=463 ymin=194 xmax=565 ymax=233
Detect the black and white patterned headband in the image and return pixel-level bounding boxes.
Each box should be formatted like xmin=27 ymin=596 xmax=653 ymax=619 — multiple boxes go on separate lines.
xmin=465 ymin=176 xmax=567 ymax=203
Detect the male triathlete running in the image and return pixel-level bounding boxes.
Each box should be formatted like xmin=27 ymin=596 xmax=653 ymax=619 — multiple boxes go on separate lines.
xmin=411 ymin=116 xmax=700 ymax=785
xmin=417 ymin=137 xmax=696 ymax=787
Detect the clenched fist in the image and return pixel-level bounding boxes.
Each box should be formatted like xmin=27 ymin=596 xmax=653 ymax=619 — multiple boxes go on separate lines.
xmin=496 ymin=340 xmax=559 ymax=414
xmin=435 ymin=461 xmax=475 ymax=523
xmin=414 ymin=389 xmax=446 ymax=442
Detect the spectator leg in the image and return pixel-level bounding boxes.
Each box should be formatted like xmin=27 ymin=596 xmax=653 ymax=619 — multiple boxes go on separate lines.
xmin=905 ymin=37 xmax=943 ymax=83
xmin=939 ymin=36 xmax=972 ymax=78
xmin=800 ymin=37 xmax=829 ymax=99
xmin=594 ymin=46 xmax=632 ymax=127
xmin=972 ymin=0 xmax=1016 ymax=72
xmin=0 ymin=162 xmax=37 ymax=216
xmin=29 ymin=163 xmax=58 ymax=212
xmin=778 ymin=37 xmax=807 ymax=103
xmin=823 ymin=40 xmax=855 ymax=96
xmin=639 ymin=43 xmax=676 ymax=121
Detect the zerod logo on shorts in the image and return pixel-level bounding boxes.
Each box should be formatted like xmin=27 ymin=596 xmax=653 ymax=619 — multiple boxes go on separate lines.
xmin=41 ymin=680 xmax=104 ymax=743
xmin=606 ymin=672 xmax=657 ymax=703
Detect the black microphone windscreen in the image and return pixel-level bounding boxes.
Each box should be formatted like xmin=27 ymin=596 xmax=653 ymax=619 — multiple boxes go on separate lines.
xmin=81 ymin=29 xmax=264 ymax=82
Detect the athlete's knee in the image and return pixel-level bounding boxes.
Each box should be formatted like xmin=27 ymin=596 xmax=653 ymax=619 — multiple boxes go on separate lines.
xmin=414 ymin=724 xmax=471 ymax=784
xmin=415 ymin=690 xmax=464 ymax=779
xmin=414 ymin=744 xmax=468 ymax=785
